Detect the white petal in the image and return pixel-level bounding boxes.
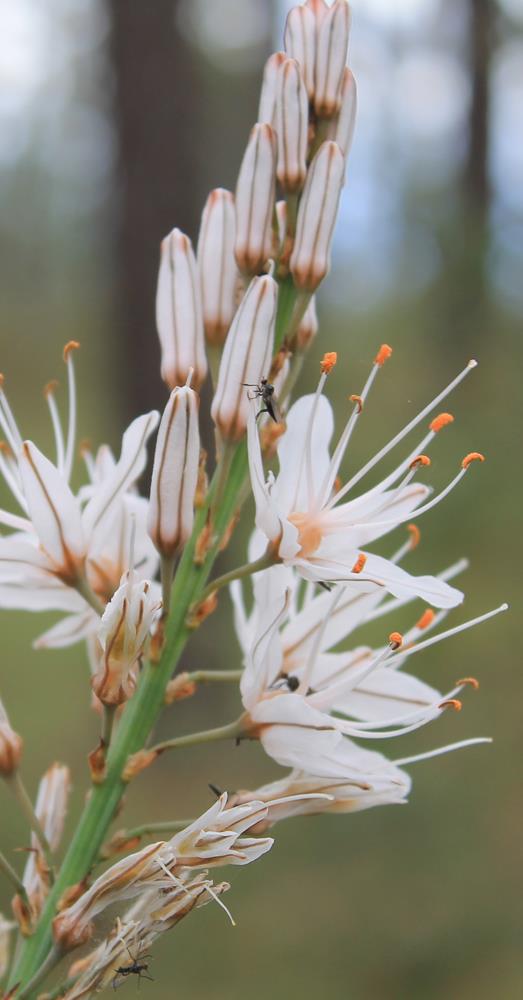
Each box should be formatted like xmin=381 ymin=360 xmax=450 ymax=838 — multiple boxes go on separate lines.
xmin=19 ymin=442 xmax=85 ymax=574
xmin=34 ymin=610 xmax=98 ymax=649
xmin=275 ymin=393 xmax=334 ymax=514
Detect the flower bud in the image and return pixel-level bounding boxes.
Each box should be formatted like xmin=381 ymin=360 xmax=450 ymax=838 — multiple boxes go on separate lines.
xmin=148 ymin=383 xmax=200 ymax=557
xmin=234 ymin=124 xmax=277 ymax=276
xmin=211 ymin=275 xmax=277 ymax=442
xmin=0 ymin=698 xmax=22 ymax=777
xmin=290 ymin=141 xmax=344 ymax=291
xmin=156 ymin=228 xmax=207 ymax=390
xmin=0 ymin=914 xmax=15 ymax=980
xmin=197 ymin=189 xmax=239 ymax=346
xmin=276 ymin=58 xmax=309 ymax=194
xmin=296 ymin=295 xmax=318 ymax=349
xmin=326 ymin=67 xmax=357 ymax=162
xmin=258 ymin=52 xmax=286 ymax=125
xmin=23 ymin=764 xmax=71 ymax=916
xmin=314 ymin=0 xmax=351 ymax=119
xmin=92 ymin=578 xmax=161 ymax=706
xmin=284 ymin=4 xmax=317 ymax=100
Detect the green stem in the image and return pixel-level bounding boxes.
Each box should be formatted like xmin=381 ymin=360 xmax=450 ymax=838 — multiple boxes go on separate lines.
xmin=160 ymin=553 xmax=176 ymax=617
xmin=197 ymin=549 xmax=276 ymax=607
xmin=16 ymin=946 xmax=63 ymax=1000
xmin=101 ymin=706 xmax=116 ymax=750
xmin=186 ymin=669 xmax=242 ymax=685
xmin=7 ymin=774 xmax=54 ymax=878
xmin=10 ymin=282 xmax=299 ymax=994
xmin=74 ymin=576 xmax=104 ymax=615
xmin=0 ymin=847 xmax=28 ymax=900
xmin=149 ymin=717 xmax=245 ymax=756
xmin=118 ymin=818 xmax=193 ymax=841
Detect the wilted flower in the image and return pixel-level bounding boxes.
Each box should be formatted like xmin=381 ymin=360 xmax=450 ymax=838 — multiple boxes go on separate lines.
xmin=92 ymin=575 xmax=161 ymax=706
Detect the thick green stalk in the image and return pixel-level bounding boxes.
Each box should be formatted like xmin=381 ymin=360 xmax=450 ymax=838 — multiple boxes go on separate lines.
xmin=10 ymin=283 xmax=298 ymax=994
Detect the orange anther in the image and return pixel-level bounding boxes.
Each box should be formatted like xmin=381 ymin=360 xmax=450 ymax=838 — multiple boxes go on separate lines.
xmin=0 ymin=440 xmax=13 ymax=457
xmin=43 ymin=379 xmax=59 ymax=398
xmin=374 ymin=344 xmax=392 ymax=366
xmin=78 ymin=438 xmax=92 ymax=456
xmin=409 ymin=454 xmax=431 ymax=469
xmin=389 ymin=631 xmax=403 ymax=649
xmin=440 ymin=698 xmax=462 ymax=712
xmin=349 ymin=394 xmax=363 ymax=413
xmin=351 ymin=553 xmax=367 ymax=574
xmin=416 ymin=609 xmax=436 ymax=630
xmin=63 ymin=340 xmax=80 ymax=362
xmin=321 ymin=352 xmax=337 ymax=374
xmin=429 ymin=412 xmax=454 ymax=433
xmin=456 ymin=676 xmax=480 ymax=690
xmin=0 ymin=373 xmax=4 ymax=388
xmin=407 ymin=523 xmax=421 ymax=549
xmin=462 ymin=452 xmax=485 ymax=469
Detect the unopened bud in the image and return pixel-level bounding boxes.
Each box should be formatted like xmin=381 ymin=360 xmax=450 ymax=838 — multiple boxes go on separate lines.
xmin=296 ymin=295 xmax=318 ymax=349
xmin=0 ymin=914 xmax=15 ymax=978
xmin=156 ymin=228 xmax=208 ymax=390
xmin=92 ymin=579 xmax=161 ymax=706
xmin=0 ymin=698 xmax=22 ymax=777
xmin=234 ymin=124 xmax=277 ymax=276
xmin=326 ymin=67 xmax=357 ymax=162
xmin=276 ymin=58 xmax=309 ymax=193
xmin=284 ymin=4 xmax=317 ymax=99
xmin=197 ymin=189 xmax=239 ymax=346
xmin=290 ymin=141 xmax=344 ymax=291
xmin=314 ymin=0 xmax=351 ymax=119
xmin=211 ymin=275 xmax=276 ymax=441
xmin=258 ymin=52 xmax=286 ymax=125
xmin=148 ymin=383 xmax=200 ymax=558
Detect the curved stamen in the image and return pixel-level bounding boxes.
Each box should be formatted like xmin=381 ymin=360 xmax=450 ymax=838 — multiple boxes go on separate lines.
xmin=63 ymin=342 xmax=80 ymax=484
xmin=0 ymin=379 xmax=23 ymax=453
xmin=337 ymin=682 xmax=466 ymax=738
xmin=0 ymin=450 xmax=27 ymax=512
xmin=394 ymin=737 xmax=492 ymax=766
xmin=327 ymin=360 xmax=476 ymax=506
xmin=391 ymin=603 xmax=508 ymax=662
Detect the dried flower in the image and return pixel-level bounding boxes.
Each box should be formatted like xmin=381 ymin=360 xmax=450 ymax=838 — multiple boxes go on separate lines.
xmin=92 ymin=576 xmax=161 ymax=706
xmin=22 ymin=764 xmax=70 ymax=917
xmin=234 ymin=123 xmax=277 ymax=276
xmin=156 ymin=228 xmax=208 ymax=390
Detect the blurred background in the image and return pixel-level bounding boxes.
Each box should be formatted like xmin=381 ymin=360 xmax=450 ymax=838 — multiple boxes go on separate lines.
xmin=0 ymin=1 xmax=522 ymax=997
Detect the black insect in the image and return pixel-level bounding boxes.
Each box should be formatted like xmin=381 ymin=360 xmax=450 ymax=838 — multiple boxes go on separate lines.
xmin=112 ymin=946 xmax=154 ymax=990
xmin=269 ymin=673 xmax=300 ymax=692
xmin=243 ymin=377 xmax=281 ymax=423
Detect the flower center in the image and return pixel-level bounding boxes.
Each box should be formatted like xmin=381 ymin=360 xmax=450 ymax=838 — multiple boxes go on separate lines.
xmin=288 ymin=511 xmax=323 ymax=558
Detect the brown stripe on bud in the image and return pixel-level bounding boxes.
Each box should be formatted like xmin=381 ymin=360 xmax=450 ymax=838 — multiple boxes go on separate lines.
xmin=234 ymin=124 xmax=277 ymax=276
xmin=156 ymin=228 xmax=208 ymax=390
xmin=314 ymin=0 xmax=351 ymax=119
xmin=276 ymin=58 xmax=309 ymax=194
xmin=148 ymin=384 xmax=200 ymax=558
xmin=290 ymin=141 xmax=344 ymax=291
xmin=284 ymin=3 xmax=317 ymax=99
xmin=258 ymin=51 xmax=287 ymax=125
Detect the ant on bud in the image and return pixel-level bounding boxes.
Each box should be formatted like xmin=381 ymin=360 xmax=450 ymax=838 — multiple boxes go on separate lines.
xmin=112 ymin=944 xmax=154 ymax=990
xmin=243 ymin=377 xmax=281 ymax=423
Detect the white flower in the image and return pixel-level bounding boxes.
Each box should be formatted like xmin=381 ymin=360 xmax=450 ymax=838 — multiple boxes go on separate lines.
xmin=247 ymin=350 xmax=482 ymax=606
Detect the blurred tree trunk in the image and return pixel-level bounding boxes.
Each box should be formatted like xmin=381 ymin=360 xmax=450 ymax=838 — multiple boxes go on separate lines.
xmin=108 ymin=0 xmax=274 ymax=422
xmin=108 ymin=0 xmax=204 ymax=421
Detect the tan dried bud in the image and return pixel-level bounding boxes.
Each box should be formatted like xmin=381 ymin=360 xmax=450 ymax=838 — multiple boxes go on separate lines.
xmin=284 ymin=4 xmax=317 ymax=99
xmin=87 ymin=740 xmax=107 ymax=785
xmin=290 ymin=141 xmax=344 ymax=291
xmin=194 ymin=448 xmax=208 ymax=508
xmin=211 ymin=275 xmax=277 ymax=441
xmin=148 ymin=382 xmax=200 ymax=558
xmin=165 ymin=672 xmax=197 ymax=705
xmin=22 ymin=764 xmax=71 ymax=917
xmin=122 ymin=749 xmax=158 ymax=783
xmin=0 ymin=698 xmax=23 ymax=777
xmin=193 ymin=515 xmax=213 ymax=566
xmin=100 ymin=832 xmax=142 ymax=860
xmin=314 ymin=0 xmax=351 ymax=119
xmin=186 ymin=591 xmax=218 ymax=630
xmin=11 ymin=893 xmax=34 ymax=937
xmin=58 ymin=879 xmax=90 ymax=912
xmin=197 ymin=189 xmax=239 ymax=346
xmin=234 ymin=124 xmax=277 ymax=276
xmin=156 ymin=228 xmax=208 ymax=390
xmin=296 ymin=295 xmax=319 ymax=349
xmin=276 ymin=58 xmax=309 ymax=194
xmin=258 ymin=51 xmax=286 ymax=126
xmin=92 ymin=579 xmax=161 ymax=707
xmin=218 ymin=512 xmax=240 ymax=553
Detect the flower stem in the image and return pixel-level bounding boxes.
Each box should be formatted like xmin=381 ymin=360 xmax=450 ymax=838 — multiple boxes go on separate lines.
xmin=197 ymin=549 xmax=276 ymax=606
xmin=116 ymin=818 xmax=193 ymax=842
xmin=101 ymin=706 xmax=116 ymax=750
xmin=7 ymin=774 xmax=54 ymax=878
xmin=186 ymin=669 xmax=242 ymax=685
xmin=16 ymin=945 xmax=63 ymax=1000
xmin=9 ymin=282 xmax=300 ymax=994
xmin=0 ymin=847 xmax=28 ymax=900
xmin=149 ymin=717 xmax=245 ymax=756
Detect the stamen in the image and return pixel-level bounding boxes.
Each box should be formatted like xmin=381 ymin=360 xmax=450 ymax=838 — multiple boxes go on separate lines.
xmin=350 ymin=461 xmax=473 ymax=532
xmin=203 ymin=881 xmax=236 ymax=927
xmin=395 ymin=603 xmax=508 ymax=661
xmin=328 ymin=360 xmax=477 ymax=504
xmin=351 ymin=553 xmax=366 ymax=574
xmin=374 ymin=344 xmax=392 ymax=366
xmin=63 ymin=341 xmax=80 ymax=484
xmin=416 ymin=609 xmax=436 ymax=630
xmin=409 ymin=454 xmax=430 ymax=469
xmin=186 ymin=367 xmax=194 ymax=388
xmin=0 ymin=376 xmax=23 ymax=453
xmin=408 ymin=524 xmax=420 ymax=548
xmin=456 ymin=676 xmax=479 ymax=689
xmin=320 ymin=352 xmax=337 ymax=374
xmin=297 ymin=587 xmax=342 ymax=696
xmin=462 ymin=451 xmax=485 ymax=469
xmin=429 ymin=412 xmax=454 ymax=432
xmin=44 ymin=380 xmax=66 ymax=474
xmin=349 ymin=394 xmax=363 ymax=413
xmin=394 ymin=737 xmax=492 ymax=767
xmin=388 ymin=631 xmax=403 ymax=650
xmin=439 ymin=698 xmax=462 ymax=712
xmin=0 ymin=449 xmax=27 ymax=512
